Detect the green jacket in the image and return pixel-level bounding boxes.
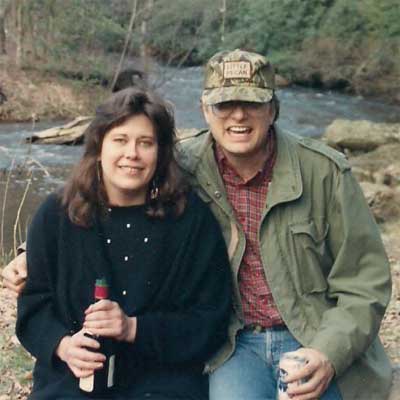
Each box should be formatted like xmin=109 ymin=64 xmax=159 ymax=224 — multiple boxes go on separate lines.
xmin=176 ymin=128 xmax=392 ymax=400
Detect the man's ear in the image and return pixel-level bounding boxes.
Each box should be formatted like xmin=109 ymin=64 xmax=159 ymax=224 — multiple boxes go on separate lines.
xmin=201 ymin=103 xmax=211 ymax=125
xmin=266 ymin=103 xmax=276 ymax=125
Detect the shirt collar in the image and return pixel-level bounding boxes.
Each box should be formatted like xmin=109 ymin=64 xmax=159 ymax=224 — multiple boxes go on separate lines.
xmin=215 ymin=126 xmax=277 ymax=185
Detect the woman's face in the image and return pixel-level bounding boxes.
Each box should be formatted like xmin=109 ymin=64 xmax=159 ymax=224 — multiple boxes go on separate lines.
xmin=100 ymin=114 xmax=158 ymax=206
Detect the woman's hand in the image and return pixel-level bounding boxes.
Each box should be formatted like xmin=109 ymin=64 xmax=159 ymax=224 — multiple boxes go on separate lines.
xmin=56 ymin=330 xmax=106 ymax=378
xmin=83 ymin=299 xmax=137 ymax=343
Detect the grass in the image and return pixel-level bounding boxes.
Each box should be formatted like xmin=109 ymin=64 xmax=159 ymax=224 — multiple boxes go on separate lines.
xmin=0 ymin=155 xmax=38 ymax=398
xmin=0 ymin=144 xmax=62 ymax=398
xmin=0 ymin=328 xmax=34 ymax=398
xmin=0 ymin=263 xmax=34 ymax=398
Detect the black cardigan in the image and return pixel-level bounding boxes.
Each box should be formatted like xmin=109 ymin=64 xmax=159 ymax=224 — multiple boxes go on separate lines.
xmin=16 ymin=192 xmax=232 ymax=399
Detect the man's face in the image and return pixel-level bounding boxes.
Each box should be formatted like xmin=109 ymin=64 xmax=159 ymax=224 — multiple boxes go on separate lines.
xmin=202 ymin=101 xmax=275 ymax=160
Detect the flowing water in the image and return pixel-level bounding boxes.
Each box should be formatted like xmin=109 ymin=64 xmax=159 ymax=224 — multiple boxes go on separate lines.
xmin=0 ymin=67 xmax=399 ymax=252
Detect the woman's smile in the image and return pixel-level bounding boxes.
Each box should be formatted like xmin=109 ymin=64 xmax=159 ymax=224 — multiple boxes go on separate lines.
xmin=100 ymin=114 xmax=158 ymax=206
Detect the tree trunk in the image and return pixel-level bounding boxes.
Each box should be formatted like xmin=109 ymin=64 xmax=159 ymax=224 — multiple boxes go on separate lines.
xmin=220 ymin=0 xmax=226 ymax=43
xmin=110 ymin=0 xmax=138 ymax=91
xmin=140 ymin=0 xmax=154 ymax=76
xmin=0 ymin=0 xmax=10 ymax=54
xmin=0 ymin=14 xmax=5 ymax=54
xmin=15 ymin=0 xmax=24 ymax=67
xmin=44 ymin=0 xmax=55 ymax=59
xmin=26 ymin=3 xmax=37 ymax=61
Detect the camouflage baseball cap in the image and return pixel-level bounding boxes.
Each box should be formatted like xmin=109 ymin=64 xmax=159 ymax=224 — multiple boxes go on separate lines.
xmin=202 ymin=49 xmax=275 ymax=105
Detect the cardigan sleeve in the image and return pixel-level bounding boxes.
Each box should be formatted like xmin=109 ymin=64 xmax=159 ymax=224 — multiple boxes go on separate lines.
xmin=308 ymin=169 xmax=392 ymax=376
xmin=16 ymin=194 xmax=70 ymax=368
xmin=133 ymin=193 xmax=232 ymax=365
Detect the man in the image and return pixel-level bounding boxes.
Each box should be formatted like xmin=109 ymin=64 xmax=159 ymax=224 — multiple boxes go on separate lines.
xmin=2 ymin=49 xmax=392 ymax=399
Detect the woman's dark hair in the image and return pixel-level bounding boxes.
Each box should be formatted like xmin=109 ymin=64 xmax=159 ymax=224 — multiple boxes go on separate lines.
xmin=62 ymin=87 xmax=187 ymax=227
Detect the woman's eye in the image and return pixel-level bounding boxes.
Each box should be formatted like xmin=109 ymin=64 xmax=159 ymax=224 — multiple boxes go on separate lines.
xmin=139 ymin=140 xmax=153 ymax=147
xmin=113 ymin=137 xmax=125 ymax=143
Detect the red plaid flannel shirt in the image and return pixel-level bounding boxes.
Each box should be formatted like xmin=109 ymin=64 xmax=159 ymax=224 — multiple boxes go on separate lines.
xmin=215 ymin=129 xmax=285 ymax=328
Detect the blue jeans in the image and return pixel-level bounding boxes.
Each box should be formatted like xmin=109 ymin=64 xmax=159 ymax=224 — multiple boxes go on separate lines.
xmin=209 ymin=328 xmax=342 ymax=400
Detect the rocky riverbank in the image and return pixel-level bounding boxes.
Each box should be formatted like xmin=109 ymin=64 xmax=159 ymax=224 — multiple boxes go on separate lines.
xmin=324 ymin=119 xmax=400 ymax=399
xmin=324 ymin=119 xmax=400 ymax=225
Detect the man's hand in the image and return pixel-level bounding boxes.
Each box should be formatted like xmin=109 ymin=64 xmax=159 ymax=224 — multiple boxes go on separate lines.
xmin=84 ymin=299 xmax=137 ymax=343
xmin=284 ymin=348 xmax=335 ymax=400
xmin=56 ymin=330 xmax=106 ymax=378
xmin=1 ymin=252 xmax=28 ymax=296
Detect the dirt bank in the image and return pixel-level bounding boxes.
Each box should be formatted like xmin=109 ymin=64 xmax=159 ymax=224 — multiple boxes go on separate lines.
xmin=0 ymin=65 xmax=108 ymax=122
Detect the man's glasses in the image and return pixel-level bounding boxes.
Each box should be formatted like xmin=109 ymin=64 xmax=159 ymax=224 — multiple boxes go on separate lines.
xmin=211 ymin=101 xmax=269 ymax=118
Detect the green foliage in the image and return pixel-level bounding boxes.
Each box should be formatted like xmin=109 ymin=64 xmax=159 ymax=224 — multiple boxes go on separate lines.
xmin=18 ymin=0 xmax=127 ymax=66
xmin=361 ymin=0 xmax=400 ymax=38
xmin=145 ymin=0 xmax=225 ymax=63
xmin=318 ymin=0 xmax=368 ymax=41
xmin=198 ymin=0 xmax=330 ymax=56
xmin=45 ymin=0 xmax=126 ymax=54
xmin=3 ymin=0 xmax=399 ymax=100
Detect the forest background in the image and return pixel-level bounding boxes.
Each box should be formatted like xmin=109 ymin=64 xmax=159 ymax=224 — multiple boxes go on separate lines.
xmin=1 ymin=1 xmax=400 ymax=398
xmin=1 ymin=0 xmax=400 ymax=122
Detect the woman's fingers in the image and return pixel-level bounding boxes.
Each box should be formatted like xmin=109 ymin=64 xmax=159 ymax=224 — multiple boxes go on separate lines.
xmin=84 ymin=311 xmax=117 ymax=323
xmin=83 ymin=301 xmax=136 ymax=342
xmin=68 ymin=350 xmax=104 ymax=372
xmin=85 ymin=299 xmax=117 ymax=314
xmin=83 ymin=300 xmax=131 ymax=341
xmin=56 ymin=329 xmax=107 ymax=378
xmin=70 ymin=365 xmax=93 ymax=378
xmin=77 ymin=332 xmax=99 ymax=348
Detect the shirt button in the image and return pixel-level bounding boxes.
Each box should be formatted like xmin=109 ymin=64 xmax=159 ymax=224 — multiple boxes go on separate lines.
xmin=214 ymin=191 xmax=222 ymax=199
xmin=126 ymin=223 xmax=131 ymax=228
xmin=144 ymin=237 xmax=149 ymax=243
xmin=122 ymin=290 xmax=127 ymax=296
xmin=124 ymin=256 xmax=129 ymax=261
xmin=106 ymin=238 xmax=111 ymax=244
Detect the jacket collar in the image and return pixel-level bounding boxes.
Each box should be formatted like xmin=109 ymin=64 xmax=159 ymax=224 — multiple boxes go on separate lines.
xmin=266 ymin=127 xmax=303 ymax=210
xmin=178 ymin=126 xmax=303 ymax=211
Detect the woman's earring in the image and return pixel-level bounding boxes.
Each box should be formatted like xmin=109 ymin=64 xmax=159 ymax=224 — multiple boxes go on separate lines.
xmin=150 ymin=179 xmax=159 ymax=200
xmin=96 ymin=161 xmax=102 ymax=182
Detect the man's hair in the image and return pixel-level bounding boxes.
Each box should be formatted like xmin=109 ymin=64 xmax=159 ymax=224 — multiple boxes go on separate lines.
xmin=62 ymin=87 xmax=187 ymax=227
xmin=271 ymin=93 xmax=280 ymax=123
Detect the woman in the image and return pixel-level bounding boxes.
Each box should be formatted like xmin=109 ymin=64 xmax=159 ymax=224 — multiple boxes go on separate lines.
xmin=16 ymin=88 xmax=232 ymax=399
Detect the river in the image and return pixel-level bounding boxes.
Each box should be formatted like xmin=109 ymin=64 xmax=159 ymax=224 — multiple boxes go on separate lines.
xmin=0 ymin=67 xmax=399 ymax=253
xmin=1 ymin=66 xmax=399 ymax=169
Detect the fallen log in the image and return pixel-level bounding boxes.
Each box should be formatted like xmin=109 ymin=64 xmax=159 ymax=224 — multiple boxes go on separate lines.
xmin=26 ymin=116 xmax=92 ymax=145
xmin=26 ymin=117 xmax=199 ymax=145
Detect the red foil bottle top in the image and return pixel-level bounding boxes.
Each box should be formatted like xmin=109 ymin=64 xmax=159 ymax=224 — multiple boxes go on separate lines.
xmin=94 ymin=278 xmax=109 ymax=300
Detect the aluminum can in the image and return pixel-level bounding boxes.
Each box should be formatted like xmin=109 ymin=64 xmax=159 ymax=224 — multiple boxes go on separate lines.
xmin=277 ymin=352 xmax=309 ymax=400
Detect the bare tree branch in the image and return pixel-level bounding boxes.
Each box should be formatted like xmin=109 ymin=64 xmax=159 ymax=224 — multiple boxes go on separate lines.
xmin=110 ymin=0 xmax=138 ymax=92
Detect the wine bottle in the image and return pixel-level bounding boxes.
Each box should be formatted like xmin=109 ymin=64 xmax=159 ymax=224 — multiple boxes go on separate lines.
xmin=79 ymin=278 xmax=116 ymax=398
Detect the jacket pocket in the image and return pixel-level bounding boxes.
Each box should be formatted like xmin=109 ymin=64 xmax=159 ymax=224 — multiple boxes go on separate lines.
xmin=289 ymin=220 xmax=331 ymax=295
